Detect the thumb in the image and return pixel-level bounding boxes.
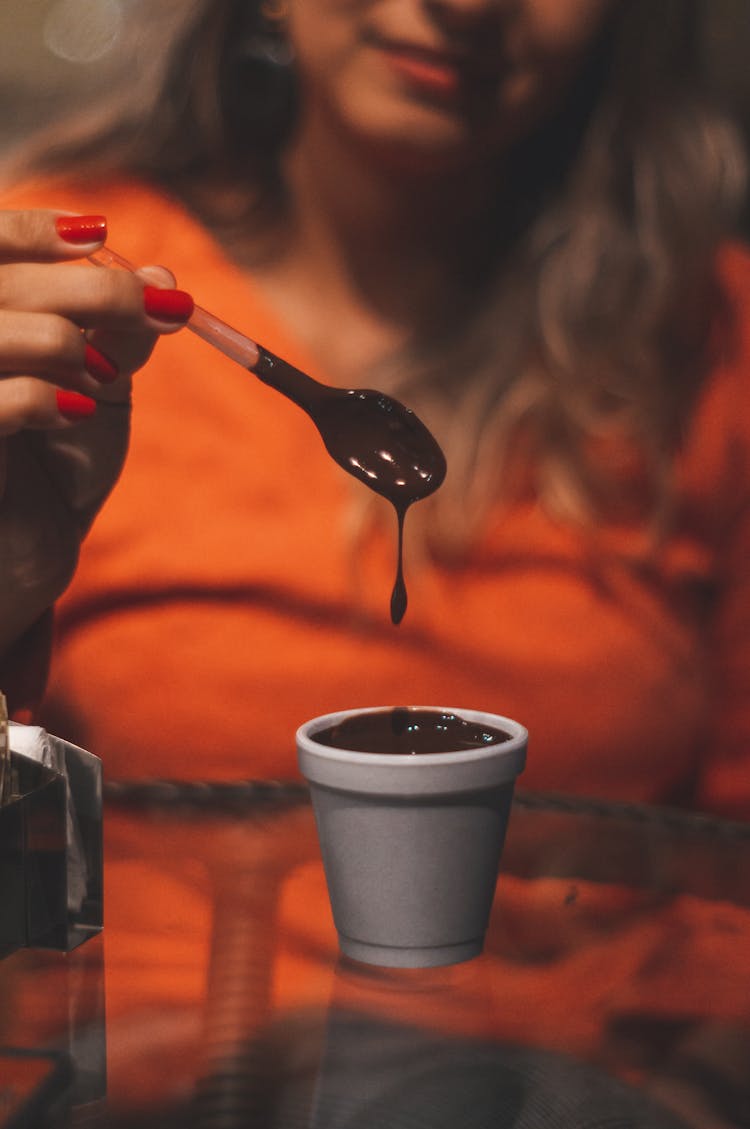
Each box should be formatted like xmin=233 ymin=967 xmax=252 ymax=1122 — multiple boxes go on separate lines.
xmin=135 ymin=263 xmax=178 ymax=289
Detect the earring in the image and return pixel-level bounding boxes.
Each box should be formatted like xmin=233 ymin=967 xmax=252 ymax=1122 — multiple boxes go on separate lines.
xmin=243 ymin=0 xmax=294 ymax=69
xmin=259 ymin=0 xmax=289 ymax=24
xmin=225 ymin=0 xmax=297 ymax=147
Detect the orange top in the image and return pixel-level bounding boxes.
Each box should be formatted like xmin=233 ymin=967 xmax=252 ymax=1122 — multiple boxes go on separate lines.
xmin=3 ymin=180 xmax=750 ymax=817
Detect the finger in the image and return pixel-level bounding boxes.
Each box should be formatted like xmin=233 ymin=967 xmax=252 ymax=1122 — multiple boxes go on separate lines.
xmin=131 ymin=261 xmax=195 ymax=334
xmin=0 ymin=209 xmax=107 ymax=264
xmin=0 ymin=263 xmax=184 ymax=405
xmin=0 ymin=376 xmax=98 ymax=436
xmin=0 ymin=309 xmax=121 ymax=396
xmin=0 ymin=262 xmax=194 ymax=334
xmin=83 ymin=264 xmax=181 ymax=385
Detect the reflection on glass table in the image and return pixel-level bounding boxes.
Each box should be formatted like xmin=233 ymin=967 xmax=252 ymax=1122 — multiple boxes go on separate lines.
xmin=1 ymin=784 xmax=748 ymax=1129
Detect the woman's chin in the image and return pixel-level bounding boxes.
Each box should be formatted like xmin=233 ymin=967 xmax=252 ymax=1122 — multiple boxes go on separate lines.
xmin=336 ymin=104 xmax=504 ymax=177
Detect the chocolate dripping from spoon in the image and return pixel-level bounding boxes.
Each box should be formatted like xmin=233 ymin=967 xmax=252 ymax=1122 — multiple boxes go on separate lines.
xmin=90 ymin=247 xmax=447 ymax=623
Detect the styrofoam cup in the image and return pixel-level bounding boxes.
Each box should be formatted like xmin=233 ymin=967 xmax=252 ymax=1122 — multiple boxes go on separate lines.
xmin=296 ymin=707 xmax=527 ymax=968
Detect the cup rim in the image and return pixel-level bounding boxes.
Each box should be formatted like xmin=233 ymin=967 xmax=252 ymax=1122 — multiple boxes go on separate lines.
xmin=296 ymin=706 xmax=527 ymax=796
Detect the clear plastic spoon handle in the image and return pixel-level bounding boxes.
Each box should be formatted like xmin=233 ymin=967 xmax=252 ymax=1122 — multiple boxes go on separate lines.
xmin=88 ymin=245 xmax=260 ymax=369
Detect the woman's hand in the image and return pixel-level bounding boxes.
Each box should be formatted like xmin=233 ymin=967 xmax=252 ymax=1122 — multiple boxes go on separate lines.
xmin=0 ymin=209 xmax=194 ymax=655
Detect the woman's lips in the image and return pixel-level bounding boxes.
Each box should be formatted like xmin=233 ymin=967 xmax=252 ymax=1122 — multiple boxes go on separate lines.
xmin=376 ymin=41 xmax=466 ymax=98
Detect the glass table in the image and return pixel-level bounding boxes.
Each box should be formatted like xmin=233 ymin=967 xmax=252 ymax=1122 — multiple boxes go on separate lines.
xmin=1 ymin=782 xmax=749 ymax=1128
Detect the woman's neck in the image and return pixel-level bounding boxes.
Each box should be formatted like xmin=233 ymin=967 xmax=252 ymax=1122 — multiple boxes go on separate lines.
xmin=230 ymin=109 xmax=503 ymax=383
xmin=244 ymin=109 xmax=503 ymax=380
xmin=288 ymin=107 xmax=501 ymax=315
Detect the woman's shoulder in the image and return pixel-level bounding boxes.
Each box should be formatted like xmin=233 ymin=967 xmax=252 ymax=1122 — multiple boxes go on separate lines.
xmin=0 ymin=173 xmax=269 ymax=330
xmin=0 ymin=174 xmax=215 ymax=269
xmin=0 ymin=171 xmax=320 ymax=378
xmin=1 ymin=172 xmax=164 ymax=208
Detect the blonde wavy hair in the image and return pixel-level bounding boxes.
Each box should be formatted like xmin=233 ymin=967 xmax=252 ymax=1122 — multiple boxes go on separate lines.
xmin=13 ymin=0 xmax=747 ymax=550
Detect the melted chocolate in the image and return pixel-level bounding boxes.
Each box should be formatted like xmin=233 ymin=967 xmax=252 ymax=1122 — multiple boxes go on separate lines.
xmin=253 ymin=349 xmax=446 ymax=624
xmin=313 ymin=708 xmax=511 ymax=755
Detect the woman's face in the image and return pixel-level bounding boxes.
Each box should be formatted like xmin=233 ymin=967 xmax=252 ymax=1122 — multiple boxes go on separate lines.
xmin=285 ymin=0 xmax=619 ymax=170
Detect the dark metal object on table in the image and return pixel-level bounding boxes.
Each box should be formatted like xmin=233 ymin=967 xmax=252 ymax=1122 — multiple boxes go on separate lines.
xmin=0 ymin=754 xmax=67 ymax=957
xmin=0 ymin=737 xmax=102 ymax=959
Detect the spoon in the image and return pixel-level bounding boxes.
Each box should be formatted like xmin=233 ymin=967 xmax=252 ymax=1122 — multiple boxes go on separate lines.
xmin=88 ymin=246 xmax=447 ymax=622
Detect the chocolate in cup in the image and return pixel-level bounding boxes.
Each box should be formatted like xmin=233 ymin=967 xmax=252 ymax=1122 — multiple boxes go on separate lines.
xmin=296 ymin=707 xmax=527 ymax=968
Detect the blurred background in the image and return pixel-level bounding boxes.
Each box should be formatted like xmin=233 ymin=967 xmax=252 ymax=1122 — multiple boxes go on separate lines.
xmin=0 ymin=0 xmax=749 ymax=239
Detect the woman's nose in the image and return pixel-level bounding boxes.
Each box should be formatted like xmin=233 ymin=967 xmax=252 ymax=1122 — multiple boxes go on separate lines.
xmin=423 ymin=0 xmax=515 ymax=30
xmin=425 ymin=0 xmax=516 ymax=13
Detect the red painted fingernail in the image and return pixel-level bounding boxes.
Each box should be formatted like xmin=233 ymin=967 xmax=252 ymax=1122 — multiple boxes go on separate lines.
xmin=143 ymin=286 xmax=194 ymax=323
xmin=84 ymin=343 xmax=119 ymax=384
xmin=56 ymin=390 xmax=97 ymax=420
xmin=55 ymin=215 xmax=107 ymax=244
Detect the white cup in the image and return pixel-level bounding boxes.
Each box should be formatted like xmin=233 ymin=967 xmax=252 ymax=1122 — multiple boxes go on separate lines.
xmin=296 ymin=707 xmax=527 ymax=968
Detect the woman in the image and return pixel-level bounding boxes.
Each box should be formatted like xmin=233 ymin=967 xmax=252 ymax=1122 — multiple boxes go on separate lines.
xmin=0 ymin=0 xmax=748 ymax=813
